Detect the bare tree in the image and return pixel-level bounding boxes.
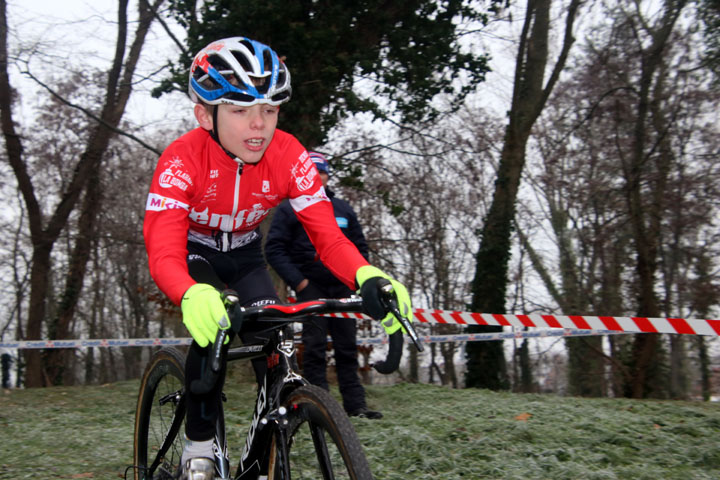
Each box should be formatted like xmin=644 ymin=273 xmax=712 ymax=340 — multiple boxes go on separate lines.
xmin=327 ymin=108 xmax=496 ymax=386
xmin=0 ymin=0 xmax=165 ymax=386
xmin=466 ymin=0 xmax=584 ymax=390
xmin=519 ymin=0 xmax=720 ymax=398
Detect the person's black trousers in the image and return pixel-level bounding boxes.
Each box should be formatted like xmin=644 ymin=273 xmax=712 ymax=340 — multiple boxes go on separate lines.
xmin=297 ymin=283 xmax=366 ymax=413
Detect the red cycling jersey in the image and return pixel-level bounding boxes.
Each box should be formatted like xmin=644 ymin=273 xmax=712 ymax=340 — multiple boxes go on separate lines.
xmin=143 ymin=127 xmax=368 ymax=305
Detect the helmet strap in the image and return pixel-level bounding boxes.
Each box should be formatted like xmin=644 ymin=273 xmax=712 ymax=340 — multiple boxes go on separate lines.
xmin=209 ymin=105 xmax=243 ymax=165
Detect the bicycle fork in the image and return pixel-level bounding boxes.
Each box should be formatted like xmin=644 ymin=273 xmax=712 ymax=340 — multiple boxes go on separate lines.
xmin=232 ymin=379 xmax=293 ymax=479
xmin=235 ymin=328 xmax=303 ymax=479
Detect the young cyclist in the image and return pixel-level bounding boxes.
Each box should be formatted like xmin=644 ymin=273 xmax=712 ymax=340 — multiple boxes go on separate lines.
xmin=142 ymin=37 xmax=412 ymax=479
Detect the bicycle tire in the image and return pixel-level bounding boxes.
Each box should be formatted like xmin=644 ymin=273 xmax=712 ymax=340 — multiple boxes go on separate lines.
xmin=133 ymin=347 xmax=187 ymax=480
xmin=268 ymin=384 xmax=373 ymax=480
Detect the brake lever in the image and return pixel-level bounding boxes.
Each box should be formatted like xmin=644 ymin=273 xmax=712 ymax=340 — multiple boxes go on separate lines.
xmin=380 ymin=282 xmax=424 ymax=352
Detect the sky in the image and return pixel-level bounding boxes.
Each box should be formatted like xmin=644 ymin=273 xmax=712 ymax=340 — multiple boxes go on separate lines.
xmin=9 ymin=0 xmax=189 ymax=131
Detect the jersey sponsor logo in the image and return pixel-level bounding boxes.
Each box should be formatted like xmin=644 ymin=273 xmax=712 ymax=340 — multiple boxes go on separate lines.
xmin=189 ymin=203 xmax=269 ymax=230
xmin=158 ymin=156 xmax=193 ymax=191
xmin=165 ymin=156 xmax=184 ymax=169
xmin=252 ymin=180 xmax=277 ymax=201
xmin=245 ymin=203 xmax=269 ymax=226
xmin=251 ymin=192 xmax=278 ymax=201
xmin=336 ymin=216 xmax=349 ymax=228
xmin=210 ymin=169 xmax=219 ymax=179
xmin=145 ymin=193 xmax=189 ymax=212
xmin=291 ymin=160 xmax=317 ymax=192
xmin=299 ymin=156 xmax=315 ymax=174
xmin=312 ymin=186 xmax=329 ymax=201
xmin=202 ymin=183 xmax=218 ymax=203
xmin=158 ymin=167 xmax=193 ymax=191
xmin=289 ymin=186 xmax=329 ymax=212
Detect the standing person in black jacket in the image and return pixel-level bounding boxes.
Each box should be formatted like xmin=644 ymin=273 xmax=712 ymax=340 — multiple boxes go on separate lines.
xmin=265 ymin=152 xmax=382 ymax=419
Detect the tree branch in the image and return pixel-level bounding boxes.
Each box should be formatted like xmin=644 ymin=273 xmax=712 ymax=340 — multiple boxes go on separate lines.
xmin=21 ymin=66 xmax=161 ymax=155
xmin=515 ymin=221 xmax=565 ymax=309
xmin=140 ymin=0 xmax=188 ymax=56
xmin=533 ymin=0 xmax=583 ymax=121
xmin=0 ymin=0 xmax=42 ymax=238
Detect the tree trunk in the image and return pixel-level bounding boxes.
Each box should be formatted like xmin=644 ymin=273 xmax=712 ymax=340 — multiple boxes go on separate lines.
xmin=623 ymin=0 xmax=686 ymax=399
xmin=466 ymin=0 xmax=581 ymax=389
xmin=517 ymin=338 xmax=533 ymax=393
xmin=566 ymin=337 xmax=606 ymax=396
xmin=668 ymin=336 xmax=687 ymax=399
xmin=696 ymin=337 xmax=710 ymax=401
xmin=440 ymin=342 xmax=458 ymax=388
xmin=23 ymin=247 xmax=54 ymax=387
xmin=44 ymin=164 xmax=102 ymax=384
xmin=691 ymin=256 xmax=716 ymax=402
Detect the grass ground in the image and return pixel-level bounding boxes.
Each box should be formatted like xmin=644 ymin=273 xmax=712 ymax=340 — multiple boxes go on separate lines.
xmin=1 ymin=377 xmax=719 ymax=479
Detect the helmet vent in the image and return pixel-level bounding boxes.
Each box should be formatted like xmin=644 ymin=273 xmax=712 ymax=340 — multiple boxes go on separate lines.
xmin=262 ymin=50 xmax=273 ymax=74
xmin=252 ymin=75 xmax=270 ymax=94
xmin=239 ymin=39 xmax=255 ymax=56
xmin=231 ymin=51 xmax=253 ymax=75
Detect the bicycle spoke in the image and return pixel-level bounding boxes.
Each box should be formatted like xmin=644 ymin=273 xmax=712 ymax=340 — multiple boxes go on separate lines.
xmin=308 ymin=422 xmax=335 ymax=479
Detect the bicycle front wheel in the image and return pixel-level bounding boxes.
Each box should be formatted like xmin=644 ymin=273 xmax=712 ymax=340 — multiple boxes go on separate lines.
xmin=269 ymin=384 xmax=373 ymax=480
xmin=133 ymin=347 xmax=187 ymax=480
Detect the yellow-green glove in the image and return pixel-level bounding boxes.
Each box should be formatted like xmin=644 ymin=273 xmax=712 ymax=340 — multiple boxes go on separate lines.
xmin=356 ymin=265 xmax=413 ymax=335
xmin=181 ymin=283 xmax=230 ymax=347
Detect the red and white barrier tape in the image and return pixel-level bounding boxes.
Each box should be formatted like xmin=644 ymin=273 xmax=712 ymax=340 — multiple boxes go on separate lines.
xmin=3 ymin=308 xmax=718 ymax=350
xmin=329 ymin=309 xmax=720 ymax=336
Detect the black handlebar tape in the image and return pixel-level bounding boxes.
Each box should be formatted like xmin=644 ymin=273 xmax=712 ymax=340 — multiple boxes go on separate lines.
xmin=393 ymin=305 xmax=424 ymax=353
xmin=190 ymin=329 xmax=227 ymax=395
xmin=372 ymin=330 xmax=403 ymax=374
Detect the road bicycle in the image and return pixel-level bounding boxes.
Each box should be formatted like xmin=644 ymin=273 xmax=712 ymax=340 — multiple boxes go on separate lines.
xmin=130 ymin=281 xmax=421 ymax=480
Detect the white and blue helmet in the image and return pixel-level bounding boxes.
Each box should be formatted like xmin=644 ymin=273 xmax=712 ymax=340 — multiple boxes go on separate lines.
xmin=188 ymin=37 xmax=292 ymax=106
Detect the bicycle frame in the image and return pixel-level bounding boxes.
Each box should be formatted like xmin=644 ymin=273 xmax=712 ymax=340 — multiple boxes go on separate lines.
xmin=227 ymin=324 xmax=303 ymax=479
xmin=151 ymin=323 xmax=303 ymax=480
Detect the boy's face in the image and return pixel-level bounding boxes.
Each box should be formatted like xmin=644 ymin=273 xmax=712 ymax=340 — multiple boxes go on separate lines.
xmin=195 ymin=103 xmax=279 ymax=164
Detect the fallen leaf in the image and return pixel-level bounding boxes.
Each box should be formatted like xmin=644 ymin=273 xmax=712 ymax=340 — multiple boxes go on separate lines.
xmin=515 ymin=412 xmax=533 ymax=421
xmin=71 ymin=473 xmax=93 ymax=478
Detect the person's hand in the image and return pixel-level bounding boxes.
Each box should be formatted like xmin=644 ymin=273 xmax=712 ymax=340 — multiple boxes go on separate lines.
xmin=356 ymin=265 xmax=413 ymax=334
xmin=296 ymin=278 xmax=310 ymax=292
xmin=181 ymin=283 xmax=230 ymax=347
